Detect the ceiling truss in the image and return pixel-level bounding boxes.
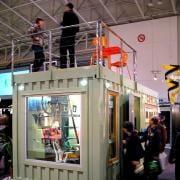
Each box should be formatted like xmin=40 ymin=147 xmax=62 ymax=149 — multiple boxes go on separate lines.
xmin=0 ymin=0 xmax=178 ymax=45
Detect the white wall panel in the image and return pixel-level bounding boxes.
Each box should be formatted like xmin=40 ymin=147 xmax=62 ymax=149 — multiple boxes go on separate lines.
xmin=109 ymin=16 xmax=178 ymax=100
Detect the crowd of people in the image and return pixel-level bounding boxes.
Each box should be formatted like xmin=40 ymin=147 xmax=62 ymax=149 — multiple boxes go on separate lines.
xmin=0 ymin=110 xmax=12 ymax=178
xmin=28 ymin=3 xmax=79 ymax=72
xmin=123 ymin=115 xmax=180 ymax=180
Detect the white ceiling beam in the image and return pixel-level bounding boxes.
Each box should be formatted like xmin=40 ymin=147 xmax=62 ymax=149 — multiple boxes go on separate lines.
xmin=63 ymin=0 xmax=91 ymax=27
xmin=98 ymin=0 xmax=118 ymax=24
xmin=0 ymin=0 xmax=42 ymax=14
xmin=170 ymin=0 xmax=177 ymax=14
xmin=30 ymin=0 xmax=59 ymax=24
xmin=0 ymin=20 xmax=22 ymax=35
xmin=0 ymin=35 xmax=11 ymax=43
xmin=134 ymin=0 xmax=145 ymax=19
xmin=0 ymin=1 xmax=32 ymax=25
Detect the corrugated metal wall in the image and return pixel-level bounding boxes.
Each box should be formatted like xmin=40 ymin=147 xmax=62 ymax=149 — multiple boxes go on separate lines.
xmin=13 ymin=69 xmax=90 ymax=180
xmin=23 ymin=165 xmax=85 ymax=180
xmin=13 ymin=66 xmax=158 ymax=180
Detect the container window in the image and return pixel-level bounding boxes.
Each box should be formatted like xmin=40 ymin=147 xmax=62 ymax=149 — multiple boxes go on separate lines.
xmin=26 ymin=94 xmax=81 ymax=165
xmin=108 ymin=91 xmax=119 ymax=164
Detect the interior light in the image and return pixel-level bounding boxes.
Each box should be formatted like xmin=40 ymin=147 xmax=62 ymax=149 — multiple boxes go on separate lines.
xmin=105 ymin=82 xmax=111 ymax=88
xmin=126 ymin=89 xmax=131 ymax=94
xmin=153 ymin=74 xmax=158 ymax=81
xmin=18 ymin=84 xmax=24 ymax=91
xmin=80 ymin=79 xmax=88 ymax=86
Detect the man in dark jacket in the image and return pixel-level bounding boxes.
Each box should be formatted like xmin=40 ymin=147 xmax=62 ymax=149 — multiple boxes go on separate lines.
xmin=123 ymin=122 xmax=144 ymax=180
xmin=59 ymin=3 xmax=79 ymax=68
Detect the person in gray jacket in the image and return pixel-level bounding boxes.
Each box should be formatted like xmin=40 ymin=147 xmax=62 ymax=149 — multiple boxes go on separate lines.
xmin=28 ymin=17 xmax=45 ymax=72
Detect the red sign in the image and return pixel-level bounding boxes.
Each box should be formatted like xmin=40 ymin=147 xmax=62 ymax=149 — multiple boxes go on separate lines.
xmin=138 ymin=34 xmax=145 ymax=42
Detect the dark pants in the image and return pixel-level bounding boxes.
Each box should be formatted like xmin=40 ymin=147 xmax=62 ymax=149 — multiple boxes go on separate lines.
xmin=175 ymin=161 xmax=180 ymax=180
xmin=59 ymin=35 xmax=75 ymax=68
xmin=32 ymin=45 xmax=45 ymax=72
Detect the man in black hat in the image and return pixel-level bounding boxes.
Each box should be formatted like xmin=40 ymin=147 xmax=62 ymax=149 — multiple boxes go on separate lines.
xmin=59 ymin=3 xmax=79 ymax=68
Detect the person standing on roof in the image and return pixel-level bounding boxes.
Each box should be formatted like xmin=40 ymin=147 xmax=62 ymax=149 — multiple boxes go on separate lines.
xmin=28 ymin=18 xmax=46 ymax=72
xmin=59 ymin=3 xmax=79 ymax=68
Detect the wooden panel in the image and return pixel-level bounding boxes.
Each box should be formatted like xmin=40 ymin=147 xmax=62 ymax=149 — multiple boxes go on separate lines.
xmin=49 ymin=169 xmax=55 ymax=180
xmin=26 ymin=165 xmax=33 ymax=179
xmin=49 ymin=80 xmax=54 ymax=89
xmin=58 ymin=79 xmax=63 ymax=88
xmin=68 ymin=170 xmax=73 ymax=180
xmin=14 ymin=71 xmax=51 ymax=84
xmin=34 ymin=81 xmax=41 ymax=90
xmin=52 ymin=66 xmax=98 ymax=80
xmin=44 ymin=81 xmax=50 ymax=89
xmin=40 ymin=81 xmax=45 ymax=89
xmin=41 ymin=167 xmax=50 ymax=180
xmin=33 ymin=166 xmax=38 ymax=180
xmin=61 ymin=79 xmax=68 ymax=88
xmin=32 ymin=82 xmax=36 ymax=90
xmin=24 ymin=83 xmax=28 ymax=91
xmin=36 ymin=166 xmax=42 ymax=180
xmin=72 ymin=171 xmax=78 ymax=180
xmin=67 ymin=79 xmax=73 ymax=88
xmin=78 ymin=172 xmax=84 ymax=180
xmin=53 ymin=169 xmax=59 ymax=180
xmin=25 ymin=166 xmax=28 ymax=178
xmin=72 ymin=78 xmax=78 ymax=88
xmin=54 ymin=80 xmax=59 ymax=88
xmin=28 ymin=82 xmax=33 ymax=91
xmin=62 ymin=170 xmax=68 ymax=180
xmin=58 ymin=170 xmax=63 ymax=180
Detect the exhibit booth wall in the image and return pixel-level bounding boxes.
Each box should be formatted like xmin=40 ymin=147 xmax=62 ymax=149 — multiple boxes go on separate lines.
xmin=13 ymin=66 xmax=158 ymax=180
xmin=109 ymin=16 xmax=178 ymax=101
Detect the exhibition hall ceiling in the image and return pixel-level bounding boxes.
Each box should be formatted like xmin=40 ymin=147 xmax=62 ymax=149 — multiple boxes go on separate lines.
xmin=0 ymin=0 xmax=179 ymax=45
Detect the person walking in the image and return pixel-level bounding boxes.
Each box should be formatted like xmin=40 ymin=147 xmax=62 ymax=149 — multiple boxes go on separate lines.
xmin=59 ymin=3 xmax=79 ymax=68
xmin=123 ymin=121 xmax=144 ymax=180
xmin=143 ymin=117 xmax=162 ymax=180
xmin=169 ymin=132 xmax=180 ymax=180
xmin=28 ymin=17 xmax=45 ymax=72
xmin=158 ymin=115 xmax=167 ymax=153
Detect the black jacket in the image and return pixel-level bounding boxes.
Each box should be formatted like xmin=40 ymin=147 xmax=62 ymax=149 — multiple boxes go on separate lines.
xmin=144 ymin=126 xmax=161 ymax=160
xmin=169 ymin=132 xmax=180 ymax=163
xmin=124 ymin=132 xmax=144 ymax=161
xmin=61 ymin=10 xmax=79 ymax=36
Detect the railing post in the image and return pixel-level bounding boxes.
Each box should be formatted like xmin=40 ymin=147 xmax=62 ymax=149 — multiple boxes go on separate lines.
xmin=48 ymin=30 xmax=52 ymax=68
xmin=11 ymin=40 xmax=15 ymax=86
xmin=5 ymin=48 xmax=7 ymax=61
xmin=120 ymin=40 xmax=123 ymax=76
xmin=85 ymin=32 xmax=88 ymax=49
xmin=96 ymin=20 xmax=103 ymax=65
xmin=133 ymin=50 xmax=137 ymax=82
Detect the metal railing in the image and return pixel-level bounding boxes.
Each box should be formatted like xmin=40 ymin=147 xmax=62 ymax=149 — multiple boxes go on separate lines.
xmin=9 ymin=21 xmax=137 ymax=80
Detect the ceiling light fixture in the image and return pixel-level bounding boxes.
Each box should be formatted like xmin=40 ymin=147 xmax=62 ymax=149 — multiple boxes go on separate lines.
xmin=153 ymin=74 xmax=158 ymax=81
xmin=151 ymin=70 xmax=161 ymax=81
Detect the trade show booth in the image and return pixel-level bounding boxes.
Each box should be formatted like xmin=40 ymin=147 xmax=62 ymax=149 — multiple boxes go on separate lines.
xmin=13 ymin=65 xmax=158 ymax=180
